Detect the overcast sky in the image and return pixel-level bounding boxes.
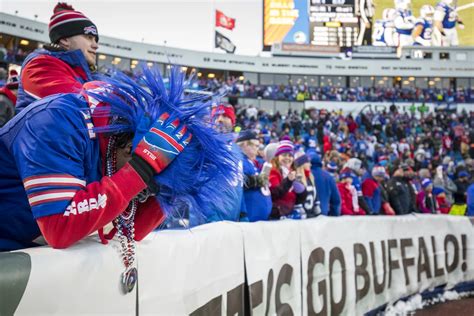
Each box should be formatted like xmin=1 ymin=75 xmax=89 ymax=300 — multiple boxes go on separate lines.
xmin=2 ymin=0 xmax=264 ymax=55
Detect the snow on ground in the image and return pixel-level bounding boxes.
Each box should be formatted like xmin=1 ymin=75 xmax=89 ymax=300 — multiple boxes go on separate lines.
xmin=384 ymin=290 xmax=474 ymax=315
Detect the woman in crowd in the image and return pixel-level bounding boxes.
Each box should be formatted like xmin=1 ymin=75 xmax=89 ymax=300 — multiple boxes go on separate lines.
xmin=268 ymin=141 xmax=307 ymax=219
xmin=294 ymin=151 xmax=321 ymax=218
xmin=417 ymin=179 xmax=439 ymax=214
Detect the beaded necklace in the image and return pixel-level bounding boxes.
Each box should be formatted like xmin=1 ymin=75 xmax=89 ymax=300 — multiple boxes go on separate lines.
xmin=106 ymin=136 xmax=138 ymax=294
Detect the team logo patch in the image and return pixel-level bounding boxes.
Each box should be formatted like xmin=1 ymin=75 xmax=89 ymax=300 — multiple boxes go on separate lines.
xmin=84 ymin=25 xmax=97 ymax=36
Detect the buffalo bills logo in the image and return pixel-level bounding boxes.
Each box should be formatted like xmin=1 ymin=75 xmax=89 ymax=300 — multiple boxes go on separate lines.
xmin=84 ymin=25 xmax=97 ymax=36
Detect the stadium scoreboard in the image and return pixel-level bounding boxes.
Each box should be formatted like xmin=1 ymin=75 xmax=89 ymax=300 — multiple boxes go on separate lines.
xmin=309 ymin=0 xmax=358 ymax=47
xmin=263 ymin=0 xmax=359 ymax=52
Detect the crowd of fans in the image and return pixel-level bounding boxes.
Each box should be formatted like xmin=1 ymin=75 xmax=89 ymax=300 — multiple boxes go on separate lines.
xmin=1 ymin=2 xmax=473 ymax=252
xmin=225 ymin=103 xmax=474 ymax=222
xmin=193 ymin=77 xmax=473 ymax=103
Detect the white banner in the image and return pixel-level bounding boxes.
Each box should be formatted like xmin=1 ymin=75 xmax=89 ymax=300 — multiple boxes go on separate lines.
xmin=304 ymin=101 xmax=474 ymax=115
xmin=301 ymin=215 xmax=474 ymax=316
xmin=137 ymin=222 xmax=245 ymax=315
xmin=3 ymin=216 xmax=474 ymax=315
xmin=239 ymin=220 xmax=302 ymax=315
xmin=12 ymin=237 xmax=135 ymax=315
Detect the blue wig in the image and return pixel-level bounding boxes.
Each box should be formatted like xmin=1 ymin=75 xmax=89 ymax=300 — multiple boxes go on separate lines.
xmin=84 ymin=66 xmax=239 ymax=224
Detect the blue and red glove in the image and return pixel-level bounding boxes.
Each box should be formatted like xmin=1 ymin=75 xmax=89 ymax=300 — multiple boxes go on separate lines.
xmin=129 ymin=113 xmax=192 ymax=183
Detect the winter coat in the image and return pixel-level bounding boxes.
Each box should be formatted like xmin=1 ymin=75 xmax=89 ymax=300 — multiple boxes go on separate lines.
xmin=387 ymin=176 xmax=413 ymax=215
xmin=310 ymin=165 xmax=341 ymax=216
xmin=416 ymin=191 xmax=438 ymax=214
xmin=16 ymin=47 xmax=95 ymax=111
xmin=242 ymin=156 xmax=272 ymax=221
xmin=467 ymin=184 xmax=474 ymax=216
xmin=436 ymin=195 xmax=450 ymax=214
xmin=269 ymin=167 xmax=306 ymax=218
xmin=362 ymin=178 xmax=382 ymax=214
xmin=337 ymin=182 xmax=365 ymax=216
xmin=433 ymin=174 xmax=457 ymax=204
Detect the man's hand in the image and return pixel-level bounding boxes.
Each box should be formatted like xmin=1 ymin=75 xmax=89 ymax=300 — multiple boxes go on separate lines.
xmin=134 ymin=113 xmax=191 ymax=174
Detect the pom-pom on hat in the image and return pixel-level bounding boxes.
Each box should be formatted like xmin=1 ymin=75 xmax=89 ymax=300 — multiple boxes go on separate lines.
xmin=6 ymin=69 xmax=19 ymax=89
xmin=49 ymin=3 xmax=98 ymax=43
xmin=275 ymin=140 xmax=294 ymax=157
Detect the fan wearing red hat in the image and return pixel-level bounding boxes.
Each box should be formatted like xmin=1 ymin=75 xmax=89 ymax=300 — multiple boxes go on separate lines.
xmin=0 ymin=70 xmax=19 ymax=126
xmin=210 ymin=103 xmax=236 ymax=133
xmin=16 ymin=2 xmax=99 ymax=112
xmin=206 ymin=102 xmax=247 ymax=223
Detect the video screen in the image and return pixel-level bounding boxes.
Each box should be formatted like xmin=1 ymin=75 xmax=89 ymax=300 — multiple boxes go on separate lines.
xmin=263 ymin=0 xmax=474 ymax=51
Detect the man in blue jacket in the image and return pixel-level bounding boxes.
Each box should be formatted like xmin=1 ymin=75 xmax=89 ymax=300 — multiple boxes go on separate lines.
xmin=307 ymin=150 xmax=341 ymax=216
xmin=236 ymin=130 xmax=272 ymax=221
xmin=467 ymin=183 xmax=474 ymax=216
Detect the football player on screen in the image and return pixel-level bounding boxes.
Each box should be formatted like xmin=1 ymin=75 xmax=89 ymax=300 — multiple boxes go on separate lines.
xmin=433 ymin=0 xmax=463 ymax=46
xmin=372 ymin=8 xmax=397 ymax=46
xmin=394 ymin=0 xmax=416 ymax=47
xmin=412 ymin=5 xmax=434 ymax=46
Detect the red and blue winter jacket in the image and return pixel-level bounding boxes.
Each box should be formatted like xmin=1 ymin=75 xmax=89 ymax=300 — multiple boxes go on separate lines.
xmin=0 ymin=92 xmax=164 ymax=251
xmin=16 ymin=48 xmax=95 ymax=112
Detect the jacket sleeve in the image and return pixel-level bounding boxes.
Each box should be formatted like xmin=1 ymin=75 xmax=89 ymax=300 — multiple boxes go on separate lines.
xmin=269 ymin=169 xmax=293 ymax=199
xmin=338 ymin=185 xmax=352 ymax=215
xmin=13 ymin=105 xmax=150 ymax=248
xmin=416 ymin=192 xmax=429 ymax=214
xmin=36 ymin=163 xmax=148 ymax=248
xmin=387 ymin=181 xmax=403 ymax=215
xmin=358 ymin=195 xmax=373 ymax=214
xmin=295 ymin=189 xmax=308 ymax=204
xmin=362 ymin=179 xmax=377 ymax=214
xmin=467 ymin=185 xmax=474 ymax=216
xmin=21 ymin=55 xmax=84 ymax=101
xmin=329 ymin=177 xmax=341 ymax=216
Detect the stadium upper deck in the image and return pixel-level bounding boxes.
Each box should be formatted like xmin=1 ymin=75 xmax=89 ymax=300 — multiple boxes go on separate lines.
xmin=1 ymin=12 xmax=473 ymax=90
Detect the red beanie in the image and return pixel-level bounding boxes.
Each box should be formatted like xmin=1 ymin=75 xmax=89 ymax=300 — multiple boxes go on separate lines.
xmin=49 ymin=3 xmax=98 ymax=43
xmin=211 ymin=104 xmax=236 ymax=126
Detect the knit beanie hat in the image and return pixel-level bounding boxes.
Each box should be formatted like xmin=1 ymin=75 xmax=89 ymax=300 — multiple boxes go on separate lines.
xmin=345 ymin=158 xmax=362 ymax=173
xmin=294 ymin=151 xmax=309 ymax=168
xmin=372 ymin=166 xmax=388 ymax=178
xmin=275 ymin=140 xmax=294 ymax=157
xmin=421 ymin=178 xmax=433 ymax=189
xmin=49 ymin=3 xmax=98 ymax=43
xmin=211 ymin=103 xmax=236 ymax=126
xmin=327 ymin=162 xmax=338 ymax=173
xmin=264 ymin=143 xmax=279 ymax=162
xmin=340 ymin=168 xmax=352 ymax=180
